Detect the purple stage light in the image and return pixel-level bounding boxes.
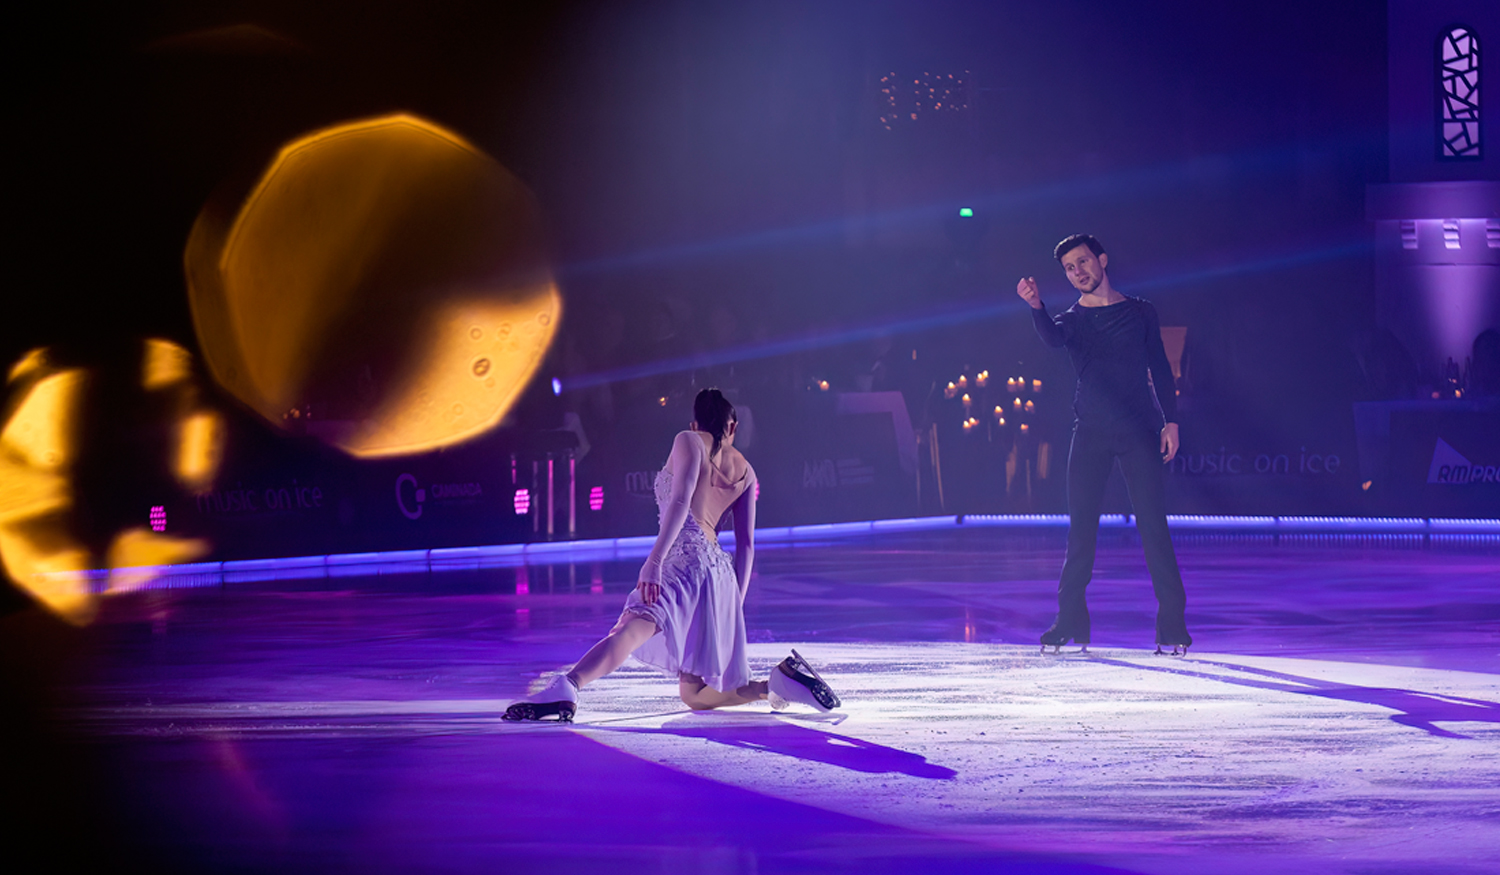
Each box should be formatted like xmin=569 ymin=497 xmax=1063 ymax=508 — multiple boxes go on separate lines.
xmin=149 ymin=505 xmax=167 ymax=532
xmin=514 ymin=488 xmax=530 ymax=515
xmin=589 ymin=486 xmax=604 ymax=511
xmin=1422 ymin=261 xmax=1494 ymax=369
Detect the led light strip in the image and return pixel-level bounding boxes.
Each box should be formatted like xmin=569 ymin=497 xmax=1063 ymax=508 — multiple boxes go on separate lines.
xmin=43 ymin=514 xmax=1500 ymax=593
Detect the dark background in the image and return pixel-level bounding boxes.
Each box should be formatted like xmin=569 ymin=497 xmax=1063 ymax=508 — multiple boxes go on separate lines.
xmin=3 ymin=1 xmax=1401 ymax=555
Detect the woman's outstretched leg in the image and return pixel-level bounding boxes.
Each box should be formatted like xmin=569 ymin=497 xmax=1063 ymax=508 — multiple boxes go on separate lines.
xmin=504 ymin=613 xmax=658 ymax=723
xmin=678 ymin=673 xmax=768 ymax=710
xmin=566 ymin=613 xmax=659 ymax=688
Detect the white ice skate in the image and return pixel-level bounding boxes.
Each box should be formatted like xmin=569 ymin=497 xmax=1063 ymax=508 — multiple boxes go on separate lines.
xmin=502 ymin=674 xmax=578 ymax=723
xmin=767 ymin=650 xmax=841 ymax=712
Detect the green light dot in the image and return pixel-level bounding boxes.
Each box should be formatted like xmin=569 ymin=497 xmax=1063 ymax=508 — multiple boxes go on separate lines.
xmin=959 ymin=208 xmax=974 ymax=217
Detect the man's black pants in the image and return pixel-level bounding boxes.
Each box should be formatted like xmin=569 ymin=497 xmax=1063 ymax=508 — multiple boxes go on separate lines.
xmin=1051 ymin=425 xmax=1190 ymax=644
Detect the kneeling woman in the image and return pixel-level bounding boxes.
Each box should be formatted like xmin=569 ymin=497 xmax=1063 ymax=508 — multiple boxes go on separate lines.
xmin=504 ymin=388 xmax=839 ymax=722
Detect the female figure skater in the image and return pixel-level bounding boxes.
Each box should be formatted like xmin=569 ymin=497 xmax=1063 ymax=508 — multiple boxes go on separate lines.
xmin=504 ymin=388 xmax=840 ymax=722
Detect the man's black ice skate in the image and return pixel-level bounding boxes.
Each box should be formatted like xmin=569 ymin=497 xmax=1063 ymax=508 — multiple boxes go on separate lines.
xmin=1039 ymin=626 xmax=1088 ymax=655
xmin=768 ymin=649 xmax=841 ymax=712
xmin=502 ymin=674 xmax=578 ymax=723
xmin=1154 ymin=631 xmax=1192 ymax=657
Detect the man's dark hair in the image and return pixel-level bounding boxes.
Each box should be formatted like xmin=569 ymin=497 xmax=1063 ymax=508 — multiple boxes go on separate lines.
xmin=1053 ymin=234 xmax=1106 ymax=261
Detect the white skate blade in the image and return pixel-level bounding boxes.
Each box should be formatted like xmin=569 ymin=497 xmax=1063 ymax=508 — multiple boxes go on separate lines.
xmin=769 ymin=655 xmax=841 ymax=711
xmin=502 ymin=674 xmax=578 ymax=722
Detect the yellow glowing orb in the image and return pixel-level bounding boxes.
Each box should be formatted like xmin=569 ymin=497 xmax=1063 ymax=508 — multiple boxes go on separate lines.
xmin=186 ymin=114 xmax=561 ymax=457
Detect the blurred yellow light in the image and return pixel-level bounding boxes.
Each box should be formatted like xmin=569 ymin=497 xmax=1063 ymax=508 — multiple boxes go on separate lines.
xmin=176 ymin=411 xmax=225 ymax=492
xmin=7 ymin=347 xmax=50 ymax=384
xmin=1 ymin=369 xmax=86 ymax=478
xmin=143 ymin=339 xmax=194 ymax=390
xmin=187 ymin=113 xmax=561 ymax=458
xmin=0 ymin=365 xmax=94 ymax=624
xmin=0 ymin=533 xmax=93 ymax=624
xmin=105 ymin=528 xmax=210 ymax=594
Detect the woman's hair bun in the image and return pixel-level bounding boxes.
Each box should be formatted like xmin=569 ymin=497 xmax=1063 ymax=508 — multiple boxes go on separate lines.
xmin=693 ymin=388 xmax=736 ymax=455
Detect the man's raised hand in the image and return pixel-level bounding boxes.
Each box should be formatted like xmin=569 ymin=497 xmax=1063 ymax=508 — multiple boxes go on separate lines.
xmin=1016 ymin=277 xmax=1043 ymax=309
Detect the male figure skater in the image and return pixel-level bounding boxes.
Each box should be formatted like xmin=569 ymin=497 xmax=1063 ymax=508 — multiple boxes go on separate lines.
xmin=1016 ymin=234 xmax=1192 ymax=654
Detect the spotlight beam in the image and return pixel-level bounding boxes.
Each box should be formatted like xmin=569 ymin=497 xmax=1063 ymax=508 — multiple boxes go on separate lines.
xmin=558 ymin=237 xmax=1373 ymax=392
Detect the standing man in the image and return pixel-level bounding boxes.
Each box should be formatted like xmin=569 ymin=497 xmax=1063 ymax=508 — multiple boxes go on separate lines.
xmin=1016 ymin=234 xmax=1192 ymax=655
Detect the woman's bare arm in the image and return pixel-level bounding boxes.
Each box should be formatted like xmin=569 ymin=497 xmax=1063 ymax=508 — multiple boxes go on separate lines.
xmin=636 ymin=431 xmax=704 ymax=604
xmin=730 ymin=465 xmax=757 ymax=601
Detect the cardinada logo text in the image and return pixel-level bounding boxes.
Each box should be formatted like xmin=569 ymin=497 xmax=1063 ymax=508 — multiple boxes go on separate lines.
xmin=395 ymin=473 xmax=484 ymax=519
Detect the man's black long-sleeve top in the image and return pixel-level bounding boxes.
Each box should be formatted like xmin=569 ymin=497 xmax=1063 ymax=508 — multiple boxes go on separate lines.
xmin=1031 ymin=296 xmax=1177 ymax=432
